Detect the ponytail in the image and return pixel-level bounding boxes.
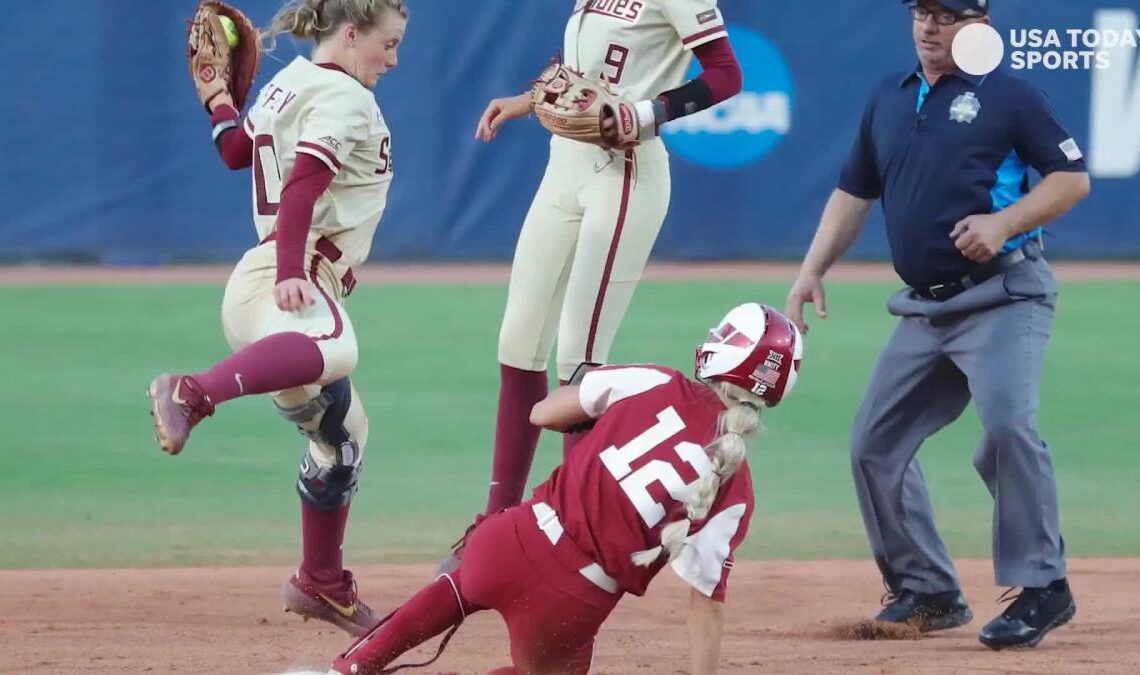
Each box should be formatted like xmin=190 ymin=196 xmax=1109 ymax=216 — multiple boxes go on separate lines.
xmin=631 ymin=381 xmax=763 ymax=567
xmin=264 ymin=0 xmax=329 ymax=50
xmin=263 ymin=0 xmax=408 ymax=51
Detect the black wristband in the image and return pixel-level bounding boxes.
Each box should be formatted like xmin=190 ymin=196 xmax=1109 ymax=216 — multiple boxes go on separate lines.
xmin=658 ymin=79 xmax=714 ymax=121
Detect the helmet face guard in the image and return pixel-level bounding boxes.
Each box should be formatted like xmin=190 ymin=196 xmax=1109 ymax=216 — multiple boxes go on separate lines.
xmin=695 ymin=303 xmax=803 ymax=407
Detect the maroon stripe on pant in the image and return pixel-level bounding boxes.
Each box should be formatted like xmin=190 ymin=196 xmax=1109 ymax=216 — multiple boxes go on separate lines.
xmin=308 ymin=254 xmax=344 ymax=341
xmin=584 ymin=151 xmax=634 ymax=362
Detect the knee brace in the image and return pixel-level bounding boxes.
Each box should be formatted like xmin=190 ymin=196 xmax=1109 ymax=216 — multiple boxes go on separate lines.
xmin=276 ymin=378 xmax=363 ymax=510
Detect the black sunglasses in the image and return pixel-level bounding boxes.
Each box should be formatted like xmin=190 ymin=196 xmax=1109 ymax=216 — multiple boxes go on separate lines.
xmin=910 ymin=5 xmax=978 ymax=26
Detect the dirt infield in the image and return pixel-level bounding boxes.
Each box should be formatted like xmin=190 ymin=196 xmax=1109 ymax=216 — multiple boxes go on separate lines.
xmin=3 ymin=559 xmax=1137 ymax=674
xmin=1 ymin=260 xmax=1139 ymax=285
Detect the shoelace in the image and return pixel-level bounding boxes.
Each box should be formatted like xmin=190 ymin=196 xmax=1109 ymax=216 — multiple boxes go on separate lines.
xmin=179 ymin=376 xmax=216 ymax=422
xmin=449 ymin=514 xmax=486 ymax=554
xmin=341 ymin=572 xmax=361 ymax=608
xmin=996 ymin=586 xmax=1039 ymax=621
xmin=879 ymin=577 xmax=910 ymax=606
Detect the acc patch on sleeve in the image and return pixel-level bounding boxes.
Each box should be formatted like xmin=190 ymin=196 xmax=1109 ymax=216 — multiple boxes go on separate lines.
xmin=697 ymin=9 xmax=718 ymax=24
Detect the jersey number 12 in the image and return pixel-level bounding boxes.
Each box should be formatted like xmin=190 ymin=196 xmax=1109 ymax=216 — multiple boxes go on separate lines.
xmin=599 ymin=407 xmax=713 ymax=528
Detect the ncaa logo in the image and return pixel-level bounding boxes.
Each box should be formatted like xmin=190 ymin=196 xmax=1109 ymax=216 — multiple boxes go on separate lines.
xmin=663 ymin=24 xmax=794 ymax=169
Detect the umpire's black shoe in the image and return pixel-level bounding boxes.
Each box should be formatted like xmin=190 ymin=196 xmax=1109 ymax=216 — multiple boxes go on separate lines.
xmin=875 ymin=589 xmax=973 ymax=632
xmin=978 ymin=578 xmax=1076 ymax=650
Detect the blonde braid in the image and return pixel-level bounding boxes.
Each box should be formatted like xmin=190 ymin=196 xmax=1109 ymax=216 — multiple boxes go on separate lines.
xmin=631 ymin=382 xmax=763 ymax=567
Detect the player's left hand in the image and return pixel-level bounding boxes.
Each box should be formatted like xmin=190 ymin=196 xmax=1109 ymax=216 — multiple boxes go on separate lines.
xmin=187 ymin=1 xmax=261 ymax=112
xmin=529 ymin=62 xmax=647 ymax=150
xmin=950 ymin=213 xmax=1014 ymax=263
xmin=275 ymin=278 xmax=316 ymax=313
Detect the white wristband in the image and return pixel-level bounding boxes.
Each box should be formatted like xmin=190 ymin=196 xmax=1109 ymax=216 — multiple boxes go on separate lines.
xmin=633 ymin=99 xmax=659 ymax=141
xmin=212 ymin=119 xmax=238 ymax=143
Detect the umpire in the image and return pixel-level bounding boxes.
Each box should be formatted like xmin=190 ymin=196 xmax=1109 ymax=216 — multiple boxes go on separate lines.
xmin=786 ymin=0 xmax=1090 ymax=651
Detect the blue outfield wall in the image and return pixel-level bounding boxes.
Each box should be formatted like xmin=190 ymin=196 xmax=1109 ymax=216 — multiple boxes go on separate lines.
xmin=3 ymin=0 xmax=1139 ymax=263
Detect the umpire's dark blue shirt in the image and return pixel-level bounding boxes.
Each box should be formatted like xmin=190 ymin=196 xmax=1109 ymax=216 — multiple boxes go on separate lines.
xmin=838 ymin=66 xmax=1087 ymax=290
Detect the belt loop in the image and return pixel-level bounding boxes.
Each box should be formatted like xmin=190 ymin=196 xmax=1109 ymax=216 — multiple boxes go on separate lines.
xmin=579 ymin=562 xmax=620 ymax=594
xmin=532 ymin=502 xmax=564 ymax=545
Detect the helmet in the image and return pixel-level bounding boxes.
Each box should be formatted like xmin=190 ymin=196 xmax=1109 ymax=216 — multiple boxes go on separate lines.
xmin=695 ymin=303 xmax=803 ymax=407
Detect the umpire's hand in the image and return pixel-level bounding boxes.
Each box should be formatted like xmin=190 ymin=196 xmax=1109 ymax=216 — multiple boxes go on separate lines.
xmin=950 ymin=213 xmax=1012 ymax=263
xmin=786 ymin=274 xmax=827 ymax=334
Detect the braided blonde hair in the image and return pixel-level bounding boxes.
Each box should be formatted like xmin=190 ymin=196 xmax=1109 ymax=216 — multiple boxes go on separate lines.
xmin=265 ymin=0 xmax=408 ymax=47
xmin=631 ymin=381 xmax=763 ymax=567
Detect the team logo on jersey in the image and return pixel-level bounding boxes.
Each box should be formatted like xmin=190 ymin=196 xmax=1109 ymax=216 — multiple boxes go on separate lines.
xmin=662 ymin=24 xmax=794 ymax=169
xmin=318 ymin=135 xmax=342 ymax=151
xmin=578 ymin=0 xmax=643 ymax=21
xmin=949 ymin=92 xmax=981 ymax=123
xmin=697 ymin=9 xmax=718 ymax=25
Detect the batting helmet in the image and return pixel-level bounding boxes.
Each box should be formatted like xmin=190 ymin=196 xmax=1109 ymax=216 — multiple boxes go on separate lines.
xmin=695 ymin=303 xmax=804 ymax=407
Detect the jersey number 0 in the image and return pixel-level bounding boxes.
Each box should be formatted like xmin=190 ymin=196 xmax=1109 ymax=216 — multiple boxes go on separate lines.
xmin=254 ymin=135 xmax=282 ymax=216
xmin=599 ymin=407 xmax=713 ymax=528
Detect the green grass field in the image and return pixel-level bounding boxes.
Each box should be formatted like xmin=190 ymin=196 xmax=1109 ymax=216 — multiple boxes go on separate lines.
xmin=3 ymin=279 xmax=1138 ymax=569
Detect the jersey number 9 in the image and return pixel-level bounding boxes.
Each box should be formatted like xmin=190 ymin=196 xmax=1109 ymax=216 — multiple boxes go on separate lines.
xmin=603 ymin=44 xmax=630 ymax=85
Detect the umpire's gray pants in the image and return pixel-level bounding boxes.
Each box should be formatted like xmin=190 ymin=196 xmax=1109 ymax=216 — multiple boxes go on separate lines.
xmin=851 ymin=253 xmax=1067 ymax=593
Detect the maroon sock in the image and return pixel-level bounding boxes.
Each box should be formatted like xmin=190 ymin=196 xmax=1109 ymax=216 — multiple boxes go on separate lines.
xmin=484 ymin=364 xmax=547 ymax=515
xmin=335 ymin=577 xmax=466 ymax=671
xmin=193 ymin=331 xmax=324 ymax=406
xmin=300 ymin=500 xmax=349 ymax=585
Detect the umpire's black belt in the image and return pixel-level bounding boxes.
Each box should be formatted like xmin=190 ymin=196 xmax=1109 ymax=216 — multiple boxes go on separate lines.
xmin=916 ymin=240 xmax=1041 ymax=302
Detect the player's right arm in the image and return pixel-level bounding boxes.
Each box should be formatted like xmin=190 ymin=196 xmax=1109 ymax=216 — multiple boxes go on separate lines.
xmin=530 ymin=366 xmax=675 ymax=432
xmin=474 ymin=93 xmax=532 ymax=142
xmin=273 ymin=153 xmax=334 ymax=311
xmin=687 ymin=587 xmax=724 ymax=675
xmin=530 ymin=385 xmax=589 ymax=432
xmin=272 ymin=85 xmax=371 ymax=311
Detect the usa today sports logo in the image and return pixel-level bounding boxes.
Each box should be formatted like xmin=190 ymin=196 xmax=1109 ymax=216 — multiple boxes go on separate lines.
xmin=952 ymin=21 xmax=1140 ymax=74
xmin=662 ymin=24 xmax=793 ymax=170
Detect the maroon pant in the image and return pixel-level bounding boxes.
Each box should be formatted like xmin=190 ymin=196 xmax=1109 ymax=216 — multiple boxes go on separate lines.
xmin=463 ymin=506 xmax=621 ymax=673
xmin=335 ymin=506 xmax=620 ymax=675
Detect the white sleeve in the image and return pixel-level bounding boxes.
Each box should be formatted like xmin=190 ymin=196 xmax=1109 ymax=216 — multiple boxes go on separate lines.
xmin=670 ymin=502 xmax=747 ymax=600
xmin=296 ymin=87 xmax=372 ymax=174
xmin=578 ymin=367 xmax=673 ymax=418
xmin=661 ymin=0 xmax=728 ymax=50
